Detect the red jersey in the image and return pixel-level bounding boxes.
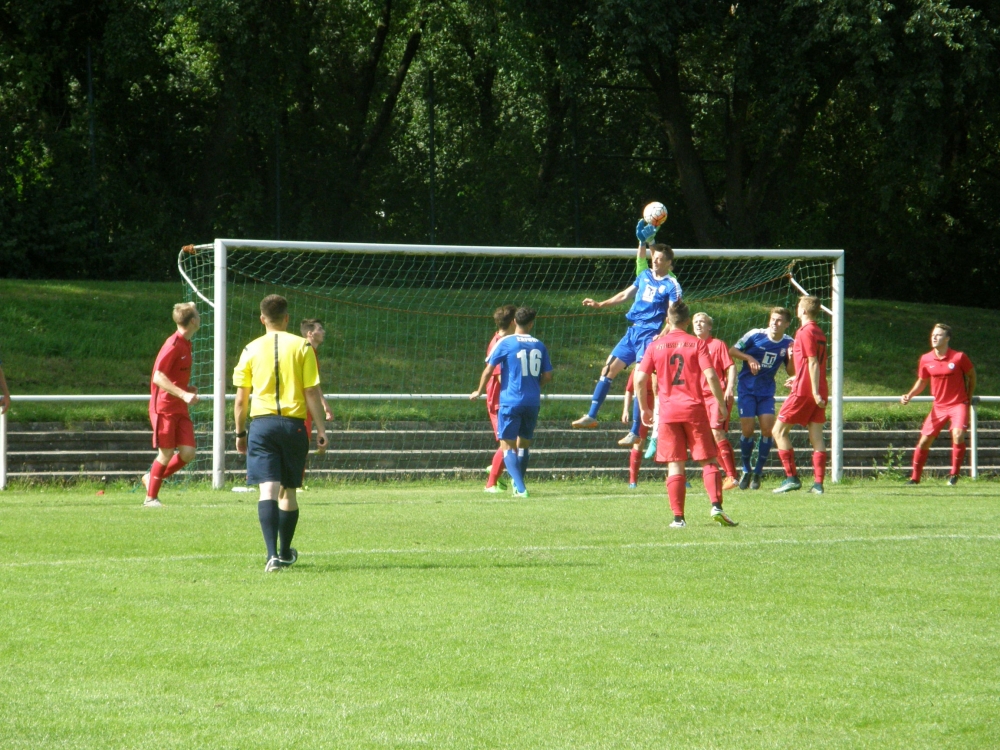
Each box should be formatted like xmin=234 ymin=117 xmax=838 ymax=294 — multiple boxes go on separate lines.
xmin=150 ymin=332 xmax=192 ymax=417
xmin=700 ymin=336 xmax=733 ymax=397
xmin=637 ymin=329 xmax=713 ymax=423
xmin=485 ymin=331 xmax=505 ymax=411
xmin=790 ymin=321 xmax=828 ymax=401
xmin=918 ymin=348 xmax=973 ymax=407
xmin=625 ymin=368 xmax=654 ymax=401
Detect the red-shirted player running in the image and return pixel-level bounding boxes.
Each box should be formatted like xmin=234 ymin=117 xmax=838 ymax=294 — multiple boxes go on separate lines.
xmin=635 ymin=302 xmax=738 ymax=528
xmin=141 ymin=303 xmax=200 ymax=507
xmin=772 ymin=296 xmax=828 ymax=495
xmin=621 ymin=368 xmax=655 ymax=488
xmin=692 ymin=312 xmax=739 ymax=490
xmin=900 ymin=323 xmax=976 ymax=486
xmin=484 ymin=305 xmax=517 ymax=493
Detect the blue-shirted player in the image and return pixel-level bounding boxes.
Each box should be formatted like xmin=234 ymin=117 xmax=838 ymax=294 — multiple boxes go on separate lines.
xmin=729 ymin=307 xmax=795 ymax=490
xmin=470 ymin=307 xmax=553 ymax=498
xmin=572 ymin=240 xmax=681 ymax=429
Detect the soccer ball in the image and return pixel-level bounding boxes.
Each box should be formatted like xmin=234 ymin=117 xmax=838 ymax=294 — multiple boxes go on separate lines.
xmin=643 ymin=201 xmax=668 ymax=227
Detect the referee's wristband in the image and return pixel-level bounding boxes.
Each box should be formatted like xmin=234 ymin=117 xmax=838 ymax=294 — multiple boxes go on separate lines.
xmin=235 ymin=430 xmax=247 ymax=438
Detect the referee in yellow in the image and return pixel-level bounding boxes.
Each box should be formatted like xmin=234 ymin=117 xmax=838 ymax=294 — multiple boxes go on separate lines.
xmin=234 ymin=294 xmax=328 ymax=572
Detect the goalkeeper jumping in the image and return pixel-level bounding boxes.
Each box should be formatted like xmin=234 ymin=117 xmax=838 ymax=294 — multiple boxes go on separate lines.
xmin=572 ymin=220 xmax=681 ymax=429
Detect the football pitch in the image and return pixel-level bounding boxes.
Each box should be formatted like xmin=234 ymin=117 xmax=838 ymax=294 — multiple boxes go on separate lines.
xmin=2 ymin=479 xmax=998 ymax=749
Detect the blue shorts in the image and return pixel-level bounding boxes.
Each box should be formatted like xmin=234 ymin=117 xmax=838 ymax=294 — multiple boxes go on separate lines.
xmin=496 ymin=404 xmax=539 ymax=441
xmin=246 ymin=415 xmax=310 ymax=488
xmin=610 ymin=326 xmax=658 ymax=367
xmin=737 ymin=392 xmax=776 ymax=419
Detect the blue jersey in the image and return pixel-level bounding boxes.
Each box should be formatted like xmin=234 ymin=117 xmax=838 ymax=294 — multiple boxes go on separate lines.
xmin=734 ymin=329 xmax=793 ymax=397
xmin=486 ymin=334 xmax=553 ymax=408
xmin=625 ymin=270 xmax=682 ymax=330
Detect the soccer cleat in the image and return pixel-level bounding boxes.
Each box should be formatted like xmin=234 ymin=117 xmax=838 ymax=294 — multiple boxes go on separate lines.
xmin=669 ymin=519 xmax=687 ymax=528
xmin=772 ymin=476 xmax=803 ymax=494
xmin=809 ymin=483 xmax=824 ymax=495
xmin=722 ymin=476 xmax=739 ymax=491
xmin=947 ymin=474 xmax=959 ymax=486
xmin=750 ymin=473 xmax=762 ymax=491
xmin=905 ymin=479 xmax=920 ymax=486
xmin=572 ymin=415 xmax=599 ymax=429
xmin=483 ymin=485 xmax=502 ymax=493
xmin=628 ymin=482 xmax=638 ymax=489
xmin=644 ymin=437 xmax=658 ymax=459
xmin=618 ymin=431 xmax=640 ymax=446
xmin=513 ymin=489 xmax=530 ymax=499
xmin=142 ymin=498 xmax=163 ymax=508
xmin=738 ymin=472 xmax=752 ymax=490
xmin=496 ymin=474 xmax=509 ymax=491
xmin=278 ymin=548 xmax=298 ymax=567
xmin=141 ymin=472 xmax=150 ymax=492
xmin=264 ymin=557 xmax=282 ymax=572
xmin=711 ymin=507 xmax=738 ymax=527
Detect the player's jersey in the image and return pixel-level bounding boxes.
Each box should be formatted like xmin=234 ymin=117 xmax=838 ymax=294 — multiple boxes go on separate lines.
xmin=701 ymin=336 xmax=734 ymax=397
xmin=734 ymin=329 xmax=792 ymax=396
xmin=150 ymin=332 xmax=193 ymax=417
xmin=625 ymin=368 xmax=654 ymax=401
xmin=789 ymin=321 xmax=828 ymax=401
xmin=485 ymin=331 xmax=505 ymax=412
xmin=918 ymin=348 xmax=973 ymax=407
xmin=637 ymin=329 xmax=712 ymax=423
xmin=625 ymin=270 xmax=682 ymax=330
xmin=486 ymin=334 xmax=553 ymax=409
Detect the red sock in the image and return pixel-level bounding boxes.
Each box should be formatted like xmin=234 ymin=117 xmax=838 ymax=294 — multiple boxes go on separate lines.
xmin=486 ymin=447 xmax=505 ymax=488
xmin=629 ymin=449 xmax=643 ymax=485
xmin=812 ymin=451 xmax=827 ymax=485
xmin=162 ymin=454 xmax=188 ymax=479
xmin=778 ymin=449 xmax=797 ymax=477
xmin=667 ymin=474 xmax=687 ymax=518
xmin=638 ymin=422 xmax=650 ymax=440
xmin=147 ymin=460 xmax=167 ymax=499
xmin=951 ymin=443 xmax=967 ymax=476
xmin=702 ymin=463 xmax=722 ymax=504
xmin=912 ymin=447 xmax=929 ymax=482
xmin=716 ymin=439 xmax=737 ymax=479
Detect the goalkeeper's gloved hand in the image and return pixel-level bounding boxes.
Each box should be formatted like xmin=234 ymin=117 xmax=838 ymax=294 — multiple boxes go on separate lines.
xmin=636 ymin=219 xmax=658 ymax=245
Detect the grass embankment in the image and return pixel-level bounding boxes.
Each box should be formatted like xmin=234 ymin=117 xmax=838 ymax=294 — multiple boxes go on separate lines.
xmin=0 ymin=279 xmax=995 ymax=423
xmin=1 ymin=479 xmax=998 ymax=748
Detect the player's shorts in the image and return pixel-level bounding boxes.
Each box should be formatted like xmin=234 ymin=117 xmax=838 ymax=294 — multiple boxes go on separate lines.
xmin=737 ymin=392 xmax=776 ymax=419
xmin=778 ymin=394 xmax=827 ymax=426
xmin=246 ymin=415 xmax=310 ymax=488
xmin=656 ymin=420 xmax=718 ymax=463
xmin=705 ymin=395 xmax=731 ymax=431
xmin=496 ymin=404 xmax=539 ymax=442
xmin=151 ymin=412 xmax=195 ymax=450
xmin=488 ymin=397 xmax=501 ymax=440
xmin=921 ymin=403 xmax=969 ymax=437
xmin=610 ymin=326 xmax=658 ymax=367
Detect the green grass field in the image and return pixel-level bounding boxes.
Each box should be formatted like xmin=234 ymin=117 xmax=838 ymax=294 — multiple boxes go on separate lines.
xmin=2 ymin=479 xmax=998 ymax=748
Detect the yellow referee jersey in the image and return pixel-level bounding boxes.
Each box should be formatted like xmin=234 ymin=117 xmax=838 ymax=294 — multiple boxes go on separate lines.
xmin=233 ymin=331 xmax=320 ymax=419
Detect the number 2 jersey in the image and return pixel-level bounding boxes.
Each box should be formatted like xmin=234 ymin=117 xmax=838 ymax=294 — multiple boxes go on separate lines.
xmin=486 ymin=334 xmax=553 ymax=408
xmin=637 ymin=328 xmax=714 ymax=423
xmin=734 ymin=329 xmax=793 ymax=397
xmin=625 ymin=269 xmax=682 ymax=330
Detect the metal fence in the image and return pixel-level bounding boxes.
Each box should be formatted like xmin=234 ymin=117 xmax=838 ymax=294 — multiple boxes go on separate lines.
xmin=1 ymin=394 xmax=996 ymax=489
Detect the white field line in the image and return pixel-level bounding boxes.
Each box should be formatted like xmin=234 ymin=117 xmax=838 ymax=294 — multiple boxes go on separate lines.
xmin=2 ymin=533 xmax=998 ymax=569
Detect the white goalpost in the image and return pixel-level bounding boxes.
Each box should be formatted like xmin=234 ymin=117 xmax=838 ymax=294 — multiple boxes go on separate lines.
xmin=179 ymin=240 xmax=844 ymax=488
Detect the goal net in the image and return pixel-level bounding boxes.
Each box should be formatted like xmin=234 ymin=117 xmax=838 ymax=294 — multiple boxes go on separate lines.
xmin=179 ymin=241 xmax=843 ymax=486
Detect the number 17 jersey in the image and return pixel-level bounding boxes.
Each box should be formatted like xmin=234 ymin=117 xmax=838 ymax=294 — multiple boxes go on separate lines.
xmin=486 ymin=334 xmax=553 ymax=408
xmin=637 ymin=329 xmax=713 ymax=423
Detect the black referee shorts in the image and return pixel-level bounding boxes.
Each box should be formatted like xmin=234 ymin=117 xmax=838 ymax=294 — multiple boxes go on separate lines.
xmin=246 ymin=415 xmax=309 ymax=488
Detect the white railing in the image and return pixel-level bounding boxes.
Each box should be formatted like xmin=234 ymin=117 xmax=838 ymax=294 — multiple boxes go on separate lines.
xmin=1 ymin=394 xmax=995 ymax=489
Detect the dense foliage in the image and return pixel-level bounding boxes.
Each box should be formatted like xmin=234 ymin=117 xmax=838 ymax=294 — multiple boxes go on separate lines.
xmin=2 ymin=1 xmax=998 ymax=304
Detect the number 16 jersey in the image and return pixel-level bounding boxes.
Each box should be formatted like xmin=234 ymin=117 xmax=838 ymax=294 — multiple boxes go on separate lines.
xmin=637 ymin=329 xmax=714 ymax=424
xmin=486 ymin=334 xmax=553 ymax=409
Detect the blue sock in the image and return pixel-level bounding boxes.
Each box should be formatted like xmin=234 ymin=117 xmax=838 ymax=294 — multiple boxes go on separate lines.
xmin=257 ymin=499 xmax=279 ymax=560
xmin=504 ymin=450 xmax=526 ymax=493
xmin=630 ymin=399 xmax=642 ymax=435
xmin=754 ymin=437 xmax=773 ymax=474
xmin=517 ymin=447 xmax=531 ymax=475
xmin=588 ymin=376 xmax=614 ymax=419
xmin=740 ymin=437 xmax=756 ymax=474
